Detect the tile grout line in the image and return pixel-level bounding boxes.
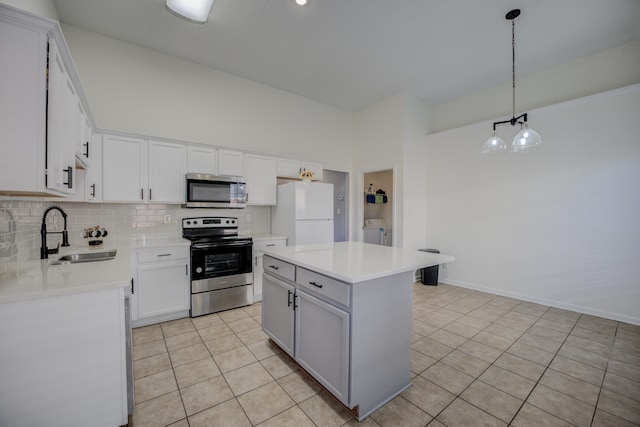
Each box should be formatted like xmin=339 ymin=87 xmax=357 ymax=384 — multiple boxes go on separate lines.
xmin=588 ymin=321 xmax=618 ymax=427
xmin=414 ymin=291 xmax=534 ymax=426
xmin=503 ymin=310 xmax=576 ymax=426
xmin=415 ymin=290 xmax=605 ymax=426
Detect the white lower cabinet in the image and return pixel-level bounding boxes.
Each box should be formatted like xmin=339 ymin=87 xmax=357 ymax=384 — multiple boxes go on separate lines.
xmin=131 ymin=245 xmax=190 ymax=326
xmin=262 ymin=256 xmax=350 ymax=406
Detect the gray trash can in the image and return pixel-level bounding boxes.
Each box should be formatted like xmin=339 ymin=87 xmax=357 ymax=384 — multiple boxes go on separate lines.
xmin=419 ymin=249 xmax=440 ymax=286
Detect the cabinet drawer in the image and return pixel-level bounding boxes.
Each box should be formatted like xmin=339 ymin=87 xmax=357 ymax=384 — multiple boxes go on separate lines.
xmin=263 ymin=255 xmax=295 ymax=282
xmin=296 ymin=267 xmax=350 ymax=307
xmin=254 ymin=239 xmax=287 ymax=253
xmin=137 ymin=246 xmax=189 ymax=263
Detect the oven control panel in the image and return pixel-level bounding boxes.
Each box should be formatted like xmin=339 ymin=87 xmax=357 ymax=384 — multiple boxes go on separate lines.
xmin=183 ymin=217 xmax=237 ymax=228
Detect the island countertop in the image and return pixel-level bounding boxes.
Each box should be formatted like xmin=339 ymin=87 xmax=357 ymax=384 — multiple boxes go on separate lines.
xmin=262 ymin=241 xmax=454 ymax=283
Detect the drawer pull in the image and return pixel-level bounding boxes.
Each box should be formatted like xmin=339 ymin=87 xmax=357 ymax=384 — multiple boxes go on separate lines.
xmin=269 ymin=265 xmax=279 ymax=270
xmin=266 ymin=244 xmax=276 ymax=246
xmin=309 ymin=281 xmax=323 ymax=288
xmin=157 ymin=253 xmax=172 ymax=257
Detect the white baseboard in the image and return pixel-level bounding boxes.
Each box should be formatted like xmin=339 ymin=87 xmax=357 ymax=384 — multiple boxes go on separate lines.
xmin=439 ymin=278 xmax=640 ymax=327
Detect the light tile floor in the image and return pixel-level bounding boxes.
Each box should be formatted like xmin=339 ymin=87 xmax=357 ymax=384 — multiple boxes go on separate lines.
xmin=131 ymin=283 xmax=640 ymax=426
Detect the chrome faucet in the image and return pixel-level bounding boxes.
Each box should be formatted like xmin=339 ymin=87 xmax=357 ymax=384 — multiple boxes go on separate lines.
xmin=41 ymin=206 xmax=70 ymax=259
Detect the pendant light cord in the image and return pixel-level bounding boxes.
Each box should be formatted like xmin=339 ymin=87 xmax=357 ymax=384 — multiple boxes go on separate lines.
xmin=512 ymin=19 xmax=516 ymax=119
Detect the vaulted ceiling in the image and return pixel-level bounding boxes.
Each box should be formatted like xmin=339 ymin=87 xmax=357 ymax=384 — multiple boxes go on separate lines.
xmin=53 ymin=0 xmax=640 ymax=111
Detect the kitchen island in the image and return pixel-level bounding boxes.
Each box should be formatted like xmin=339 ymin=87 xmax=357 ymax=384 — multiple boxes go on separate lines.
xmin=261 ymin=241 xmax=454 ymax=421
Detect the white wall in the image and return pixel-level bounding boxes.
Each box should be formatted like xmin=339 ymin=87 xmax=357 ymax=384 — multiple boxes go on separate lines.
xmin=59 ymin=25 xmax=353 ymax=174
xmin=1 ymin=0 xmax=58 ymax=20
xmin=434 ymin=41 xmax=640 ymax=133
xmin=425 ymin=85 xmax=640 ymax=324
xmin=353 ymin=94 xmax=405 ymax=243
xmin=401 ymin=95 xmax=432 ymax=251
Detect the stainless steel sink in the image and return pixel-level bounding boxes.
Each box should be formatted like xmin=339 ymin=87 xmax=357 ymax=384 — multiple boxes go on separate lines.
xmin=50 ymin=250 xmax=117 ymax=265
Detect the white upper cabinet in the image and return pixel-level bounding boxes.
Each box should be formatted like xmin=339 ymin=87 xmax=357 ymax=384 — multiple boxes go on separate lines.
xmin=0 ymin=5 xmax=92 ymax=197
xmin=46 ymin=38 xmax=76 ymax=195
xmin=218 ymin=149 xmax=244 ymax=177
xmin=187 ymin=145 xmax=217 ymax=175
xmin=244 ymin=154 xmax=277 ymax=205
xmin=85 ymin=134 xmax=102 ymax=201
xmin=148 ymin=141 xmax=185 ymax=203
xmin=102 ymin=135 xmax=185 ymax=204
xmin=75 ymin=102 xmax=92 ymax=168
xmin=277 ymin=158 xmax=323 ymax=181
xmin=102 ymin=135 xmax=147 ymax=202
xmin=0 ymin=17 xmax=48 ymax=195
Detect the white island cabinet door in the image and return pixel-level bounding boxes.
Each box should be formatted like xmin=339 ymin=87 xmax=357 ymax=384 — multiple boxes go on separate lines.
xmin=295 ymin=289 xmax=350 ymax=405
xmin=262 ymin=274 xmax=295 ymax=356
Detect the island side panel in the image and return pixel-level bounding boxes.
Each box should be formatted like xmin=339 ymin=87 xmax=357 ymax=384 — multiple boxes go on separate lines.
xmin=350 ymin=271 xmax=414 ymax=420
xmin=0 ymin=287 xmax=128 ymax=427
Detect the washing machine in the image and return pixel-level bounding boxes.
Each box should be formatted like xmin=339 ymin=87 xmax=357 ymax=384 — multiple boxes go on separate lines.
xmin=363 ymin=219 xmax=393 ymax=246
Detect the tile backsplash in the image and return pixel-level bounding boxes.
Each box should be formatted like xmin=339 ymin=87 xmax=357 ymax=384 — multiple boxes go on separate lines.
xmin=0 ymin=197 xmax=271 ymax=273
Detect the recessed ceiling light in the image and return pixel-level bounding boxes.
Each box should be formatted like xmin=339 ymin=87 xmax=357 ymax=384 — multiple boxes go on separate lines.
xmin=293 ymin=0 xmax=309 ymax=6
xmin=166 ymin=0 xmax=215 ymax=24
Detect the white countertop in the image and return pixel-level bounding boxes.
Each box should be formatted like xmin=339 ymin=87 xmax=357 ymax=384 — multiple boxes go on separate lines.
xmin=0 ymin=235 xmax=191 ymax=304
xmin=262 ymin=241 xmax=454 ymax=283
xmin=247 ymin=234 xmax=288 ymax=242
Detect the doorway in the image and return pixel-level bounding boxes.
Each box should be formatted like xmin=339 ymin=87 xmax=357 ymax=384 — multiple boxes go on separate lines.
xmin=322 ymin=170 xmax=349 ymax=242
xmin=362 ymin=169 xmax=393 ymax=246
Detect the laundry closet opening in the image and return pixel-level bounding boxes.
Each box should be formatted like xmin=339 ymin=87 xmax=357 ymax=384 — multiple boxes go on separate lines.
xmin=363 ymin=169 xmax=393 ymax=246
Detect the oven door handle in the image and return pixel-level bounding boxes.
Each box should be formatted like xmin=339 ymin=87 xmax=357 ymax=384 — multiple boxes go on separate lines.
xmin=191 ymin=242 xmax=252 ymax=250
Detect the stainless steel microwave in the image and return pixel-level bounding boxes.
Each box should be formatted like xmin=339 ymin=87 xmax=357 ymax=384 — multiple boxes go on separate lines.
xmin=184 ymin=173 xmax=246 ymax=208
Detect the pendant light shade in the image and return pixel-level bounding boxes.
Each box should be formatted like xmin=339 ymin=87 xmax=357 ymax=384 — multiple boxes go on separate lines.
xmin=166 ymin=0 xmax=214 ymax=24
xmin=481 ymin=131 xmax=507 ymax=154
xmin=511 ymin=123 xmax=542 ymax=153
xmin=482 ymin=9 xmax=541 ymax=154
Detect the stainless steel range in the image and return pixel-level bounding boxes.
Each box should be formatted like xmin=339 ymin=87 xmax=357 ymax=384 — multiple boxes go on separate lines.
xmin=182 ymin=217 xmax=253 ymax=317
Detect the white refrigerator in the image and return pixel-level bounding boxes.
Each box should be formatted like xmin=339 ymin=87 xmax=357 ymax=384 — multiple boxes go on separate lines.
xmin=271 ymin=181 xmax=334 ymax=245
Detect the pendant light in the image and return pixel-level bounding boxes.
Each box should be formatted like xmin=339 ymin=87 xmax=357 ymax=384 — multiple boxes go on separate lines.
xmin=482 ymin=9 xmax=541 ymax=154
xmin=166 ymin=0 xmax=215 ymax=24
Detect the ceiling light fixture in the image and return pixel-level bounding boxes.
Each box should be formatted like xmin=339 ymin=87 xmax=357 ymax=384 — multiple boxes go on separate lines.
xmin=166 ymin=0 xmax=215 ymax=24
xmin=293 ymin=0 xmax=309 ymax=6
xmin=482 ymin=9 xmax=541 ymax=154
